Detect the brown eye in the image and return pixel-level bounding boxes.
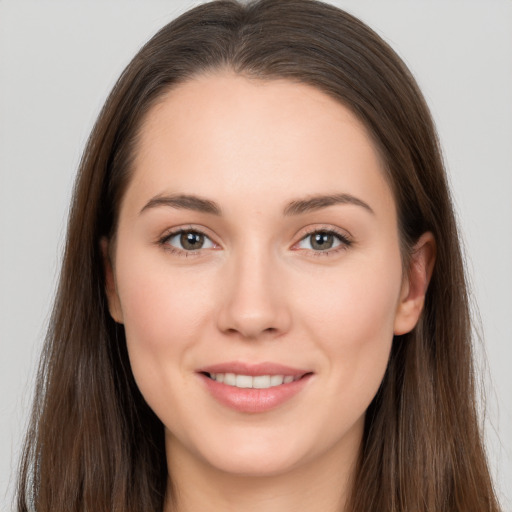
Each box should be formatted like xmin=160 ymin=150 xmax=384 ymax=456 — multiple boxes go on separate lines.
xmin=180 ymin=231 xmax=205 ymax=250
xmin=310 ymin=232 xmax=335 ymax=250
xmin=164 ymin=230 xmax=215 ymax=251
xmin=296 ymin=230 xmax=350 ymax=252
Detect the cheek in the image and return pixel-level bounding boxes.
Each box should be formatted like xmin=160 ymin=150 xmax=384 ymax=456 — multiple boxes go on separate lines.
xmin=113 ymin=250 xmax=212 ymax=399
xmin=297 ymin=250 xmax=402 ymax=405
xmin=299 ymin=251 xmax=402 ymax=339
xmin=121 ymin=273 xmax=194 ymax=345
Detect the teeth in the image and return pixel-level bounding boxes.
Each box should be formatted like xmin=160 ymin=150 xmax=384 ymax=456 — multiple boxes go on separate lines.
xmin=253 ymin=375 xmax=271 ymax=388
xmin=224 ymin=373 xmax=236 ymax=386
xmin=270 ymin=375 xmax=284 ymax=386
xmin=235 ymin=375 xmax=253 ymax=388
xmin=209 ymin=373 xmax=300 ymax=389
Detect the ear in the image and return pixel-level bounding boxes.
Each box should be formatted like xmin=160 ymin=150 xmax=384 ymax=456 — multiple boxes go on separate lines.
xmin=394 ymin=232 xmax=436 ymax=335
xmin=100 ymin=237 xmax=124 ymax=324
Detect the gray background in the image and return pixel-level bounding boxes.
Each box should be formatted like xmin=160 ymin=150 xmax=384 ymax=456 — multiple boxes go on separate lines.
xmin=1 ymin=1 xmax=511 ymax=510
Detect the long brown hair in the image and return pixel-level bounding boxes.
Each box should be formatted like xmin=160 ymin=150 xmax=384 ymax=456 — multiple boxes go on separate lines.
xmin=17 ymin=1 xmax=501 ymax=511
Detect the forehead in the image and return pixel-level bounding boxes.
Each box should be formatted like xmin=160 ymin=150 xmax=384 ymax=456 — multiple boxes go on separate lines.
xmin=123 ymin=71 xmax=395 ymax=219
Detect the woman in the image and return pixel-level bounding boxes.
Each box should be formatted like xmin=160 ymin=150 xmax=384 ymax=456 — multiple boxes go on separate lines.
xmin=16 ymin=0 xmax=502 ymax=511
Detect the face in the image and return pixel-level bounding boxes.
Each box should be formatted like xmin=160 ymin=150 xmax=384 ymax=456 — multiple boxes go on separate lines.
xmin=105 ymin=72 xmax=426 ymax=479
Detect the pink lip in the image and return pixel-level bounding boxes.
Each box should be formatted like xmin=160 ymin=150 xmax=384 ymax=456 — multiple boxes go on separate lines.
xmin=197 ymin=361 xmax=313 ymax=414
xmin=198 ymin=361 xmax=310 ymax=377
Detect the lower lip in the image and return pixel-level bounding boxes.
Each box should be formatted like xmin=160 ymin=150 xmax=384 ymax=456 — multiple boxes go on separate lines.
xmin=199 ymin=373 xmax=313 ymax=413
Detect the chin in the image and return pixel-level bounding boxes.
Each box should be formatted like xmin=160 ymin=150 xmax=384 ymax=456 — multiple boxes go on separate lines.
xmin=177 ymin=426 xmax=310 ymax=478
xmin=205 ymin=448 xmax=304 ymax=478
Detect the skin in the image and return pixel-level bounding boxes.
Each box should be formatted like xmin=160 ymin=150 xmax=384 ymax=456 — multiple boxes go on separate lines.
xmin=104 ymin=72 xmax=435 ymax=512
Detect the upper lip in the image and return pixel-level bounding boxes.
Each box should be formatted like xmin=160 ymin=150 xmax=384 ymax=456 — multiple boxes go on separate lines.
xmin=197 ymin=361 xmax=311 ymax=377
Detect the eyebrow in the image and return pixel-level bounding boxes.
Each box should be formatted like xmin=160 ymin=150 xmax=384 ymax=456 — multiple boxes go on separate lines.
xmin=139 ymin=192 xmax=374 ymax=217
xmin=283 ymin=193 xmax=374 ymax=216
xmin=140 ymin=194 xmax=222 ymax=216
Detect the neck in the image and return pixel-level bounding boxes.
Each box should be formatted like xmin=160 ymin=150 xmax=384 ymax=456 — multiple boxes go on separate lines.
xmin=163 ymin=427 xmax=361 ymax=512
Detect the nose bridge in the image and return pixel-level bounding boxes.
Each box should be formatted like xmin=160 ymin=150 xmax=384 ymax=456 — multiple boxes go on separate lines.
xmin=217 ymin=239 xmax=290 ymax=339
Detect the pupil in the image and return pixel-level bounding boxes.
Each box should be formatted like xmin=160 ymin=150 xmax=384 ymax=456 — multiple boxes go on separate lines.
xmin=311 ymin=232 xmax=333 ymax=250
xmin=181 ymin=231 xmax=204 ymax=250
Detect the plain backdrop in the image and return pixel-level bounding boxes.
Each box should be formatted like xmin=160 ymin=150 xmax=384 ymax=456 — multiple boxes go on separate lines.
xmin=1 ymin=1 xmax=511 ymax=511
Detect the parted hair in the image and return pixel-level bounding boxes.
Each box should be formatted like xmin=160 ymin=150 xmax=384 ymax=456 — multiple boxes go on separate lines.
xmin=17 ymin=1 xmax=501 ymax=511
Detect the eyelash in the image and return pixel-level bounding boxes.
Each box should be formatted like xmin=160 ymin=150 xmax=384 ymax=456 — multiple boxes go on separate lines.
xmin=158 ymin=226 xmax=353 ymax=257
xmin=296 ymin=227 xmax=353 ymax=256
xmin=158 ymin=227 xmax=216 ymax=257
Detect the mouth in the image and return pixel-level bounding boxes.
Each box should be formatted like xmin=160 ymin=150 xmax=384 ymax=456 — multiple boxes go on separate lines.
xmin=201 ymin=372 xmax=307 ymax=389
xmin=197 ymin=362 xmax=314 ymax=413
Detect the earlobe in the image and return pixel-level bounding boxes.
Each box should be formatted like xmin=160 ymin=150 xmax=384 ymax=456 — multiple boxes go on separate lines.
xmin=394 ymin=232 xmax=436 ymax=335
xmin=100 ymin=237 xmax=124 ymax=324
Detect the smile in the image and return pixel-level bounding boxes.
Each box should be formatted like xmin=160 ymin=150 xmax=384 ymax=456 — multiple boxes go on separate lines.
xmin=207 ymin=373 xmax=300 ymax=389
xmin=198 ymin=363 xmax=313 ymax=413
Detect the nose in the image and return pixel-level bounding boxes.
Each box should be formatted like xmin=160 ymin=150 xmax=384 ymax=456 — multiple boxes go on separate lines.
xmin=216 ymin=246 xmax=292 ymax=340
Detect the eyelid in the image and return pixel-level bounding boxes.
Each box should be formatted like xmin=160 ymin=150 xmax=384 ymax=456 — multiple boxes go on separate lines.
xmin=157 ymin=225 xmax=221 ymax=255
xmin=292 ymin=225 xmax=353 ymax=254
xmin=156 ymin=223 xmax=353 ymax=257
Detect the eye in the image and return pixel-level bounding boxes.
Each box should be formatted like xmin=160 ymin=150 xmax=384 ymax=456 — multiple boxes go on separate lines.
xmin=163 ymin=229 xmax=216 ymax=251
xmin=296 ymin=230 xmax=351 ymax=252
